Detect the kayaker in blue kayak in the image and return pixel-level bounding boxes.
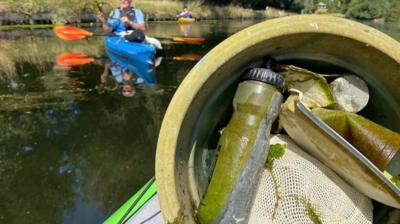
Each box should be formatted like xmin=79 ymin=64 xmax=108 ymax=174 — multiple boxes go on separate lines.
xmin=97 ymin=0 xmax=146 ymax=42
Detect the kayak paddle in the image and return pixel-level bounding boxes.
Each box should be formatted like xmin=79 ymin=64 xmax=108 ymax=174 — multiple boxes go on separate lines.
xmin=56 ymin=52 xmax=202 ymax=67
xmin=54 ymin=25 xmax=94 ymax=40
xmin=53 ymin=25 xmax=205 ymax=44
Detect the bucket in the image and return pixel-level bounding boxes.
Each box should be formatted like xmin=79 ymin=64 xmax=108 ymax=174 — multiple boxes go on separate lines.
xmin=155 ymin=15 xmax=400 ymax=223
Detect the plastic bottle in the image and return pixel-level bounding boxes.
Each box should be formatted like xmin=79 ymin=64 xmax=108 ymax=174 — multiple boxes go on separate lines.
xmin=197 ymin=64 xmax=284 ymax=223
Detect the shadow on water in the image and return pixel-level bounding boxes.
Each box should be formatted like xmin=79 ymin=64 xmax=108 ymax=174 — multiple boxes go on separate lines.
xmin=0 ymin=20 xmax=399 ymax=224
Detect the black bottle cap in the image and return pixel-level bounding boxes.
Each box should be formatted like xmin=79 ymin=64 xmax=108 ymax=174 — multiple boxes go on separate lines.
xmin=242 ymin=67 xmax=284 ymax=92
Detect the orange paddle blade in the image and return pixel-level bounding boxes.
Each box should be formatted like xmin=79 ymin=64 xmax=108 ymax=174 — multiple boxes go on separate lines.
xmin=56 ymin=52 xmax=95 ymax=66
xmin=172 ymin=53 xmax=202 ymax=61
xmin=172 ymin=37 xmax=205 ymax=44
xmin=54 ymin=25 xmax=94 ymax=40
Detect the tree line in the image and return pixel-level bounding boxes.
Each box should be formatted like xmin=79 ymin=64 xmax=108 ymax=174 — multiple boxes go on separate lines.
xmin=202 ymin=0 xmax=400 ymax=21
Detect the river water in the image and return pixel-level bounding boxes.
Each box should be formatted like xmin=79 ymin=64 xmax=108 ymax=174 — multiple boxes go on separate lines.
xmin=0 ymin=20 xmax=399 ymax=224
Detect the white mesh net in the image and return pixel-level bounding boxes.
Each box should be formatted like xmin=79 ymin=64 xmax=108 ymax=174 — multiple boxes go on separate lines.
xmin=248 ymin=134 xmax=373 ymax=224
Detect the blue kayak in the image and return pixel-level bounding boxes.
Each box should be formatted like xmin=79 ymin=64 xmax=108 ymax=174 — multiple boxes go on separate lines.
xmin=105 ymin=36 xmax=156 ymax=65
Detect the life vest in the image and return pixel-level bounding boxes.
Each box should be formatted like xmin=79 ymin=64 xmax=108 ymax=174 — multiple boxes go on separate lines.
xmin=107 ymin=7 xmax=137 ymax=35
xmin=182 ymin=12 xmax=193 ymax=18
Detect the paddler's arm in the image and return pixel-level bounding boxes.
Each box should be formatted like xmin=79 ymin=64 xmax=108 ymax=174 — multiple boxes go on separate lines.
xmin=101 ymin=61 xmax=111 ymax=83
xmin=97 ymin=11 xmax=113 ymax=34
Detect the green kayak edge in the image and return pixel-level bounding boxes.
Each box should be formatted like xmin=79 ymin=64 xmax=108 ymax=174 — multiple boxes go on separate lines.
xmin=103 ymin=178 xmax=158 ymax=224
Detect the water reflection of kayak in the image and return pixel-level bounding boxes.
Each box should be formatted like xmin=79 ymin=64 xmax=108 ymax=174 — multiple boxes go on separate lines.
xmin=107 ymin=50 xmax=157 ymax=86
xmin=105 ymin=36 xmax=156 ymax=66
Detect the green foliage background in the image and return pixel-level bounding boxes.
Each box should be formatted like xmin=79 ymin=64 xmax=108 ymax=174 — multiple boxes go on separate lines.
xmin=346 ymin=0 xmax=391 ymax=20
xmin=204 ymin=0 xmax=400 ymax=21
xmin=2 ymin=0 xmax=400 ymax=22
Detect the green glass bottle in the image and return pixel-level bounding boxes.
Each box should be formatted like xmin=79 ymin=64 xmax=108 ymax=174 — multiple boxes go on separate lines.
xmin=197 ymin=66 xmax=284 ymax=223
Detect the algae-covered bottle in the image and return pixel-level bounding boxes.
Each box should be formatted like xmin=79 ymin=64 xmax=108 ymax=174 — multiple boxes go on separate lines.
xmin=197 ymin=64 xmax=284 ymax=224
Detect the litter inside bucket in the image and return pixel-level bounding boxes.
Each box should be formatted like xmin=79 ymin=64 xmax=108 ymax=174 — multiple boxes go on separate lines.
xmin=155 ymin=15 xmax=400 ymax=224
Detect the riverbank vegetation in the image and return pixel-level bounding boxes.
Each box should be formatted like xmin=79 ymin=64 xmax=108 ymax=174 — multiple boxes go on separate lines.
xmin=0 ymin=0 xmax=273 ymax=24
xmin=1 ymin=0 xmax=399 ymax=24
xmin=205 ymin=0 xmax=400 ymax=22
